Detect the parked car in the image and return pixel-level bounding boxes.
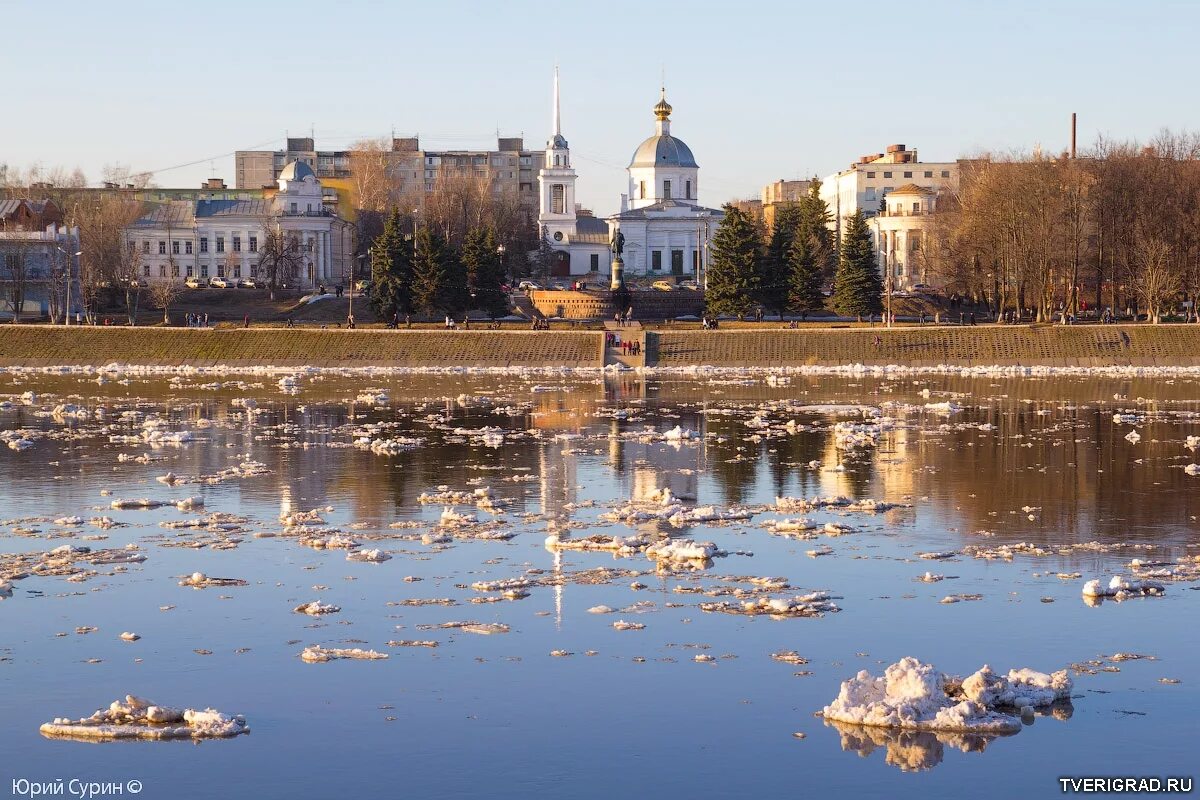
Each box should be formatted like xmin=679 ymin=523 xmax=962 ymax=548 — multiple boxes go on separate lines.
xmin=240 ymin=277 xmax=259 ymax=289
xmin=911 ymin=284 xmax=932 ymax=293
xmin=678 ymin=279 xmax=699 ymax=290
xmin=209 ymin=277 xmax=230 ymax=288
xmin=651 ymin=280 xmax=674 ymax=292
xmin=185 ymin=277 xmax=205 ymax=289
xmin=517 ymin=280 xmax=541 ymax=291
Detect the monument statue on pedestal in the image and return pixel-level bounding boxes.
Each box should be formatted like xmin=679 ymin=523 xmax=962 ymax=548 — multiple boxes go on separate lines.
xmin=609 ymin=228 xmax=626 ymax=292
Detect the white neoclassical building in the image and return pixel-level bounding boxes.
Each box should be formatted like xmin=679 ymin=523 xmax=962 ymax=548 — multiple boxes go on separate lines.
xmin=871 ymin=183 xmax=937 ymax=289
xmin=125 ymin=161 xmax=353 ymax=288
xmin=536 ymin=77 xmax=721 ymax=280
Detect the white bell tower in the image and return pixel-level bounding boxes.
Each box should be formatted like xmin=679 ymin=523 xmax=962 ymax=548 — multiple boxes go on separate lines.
xmin=538 ymin=67 xmax=578 ymax=246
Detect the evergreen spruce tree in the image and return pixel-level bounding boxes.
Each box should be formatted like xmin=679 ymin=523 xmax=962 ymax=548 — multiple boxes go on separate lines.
xmin=460 ymin=226 xmax=508 ymax=318
xmin=830 ymin=209 xmax=883 ymax=321
xmin=761 ymin=203 xmax=802 ymax=317
xmin=705 ymin=204 xmax=761 ymax=318
xmin=411 ymin=227 xmax=467 ymax=317
xmin=786 ymin=230 xmax=824 ymax=319
xmin=368 ymin=207 xmax=411 ymax=321
xmin=787 ymin=183 xmax=835 ymax=318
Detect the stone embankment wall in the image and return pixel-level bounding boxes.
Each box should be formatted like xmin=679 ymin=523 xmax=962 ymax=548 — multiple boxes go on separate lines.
xmin=650 ymin=325 xmax=1200 ymax=368
xmin=0 ymin=327 xmax=605 ymax=368
xmin=3 ymin=324 xmax=1199 ymax=369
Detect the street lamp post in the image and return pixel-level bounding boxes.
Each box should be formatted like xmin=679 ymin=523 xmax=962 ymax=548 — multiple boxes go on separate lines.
xmin=55 ymin=245 xmax=82 ymax=326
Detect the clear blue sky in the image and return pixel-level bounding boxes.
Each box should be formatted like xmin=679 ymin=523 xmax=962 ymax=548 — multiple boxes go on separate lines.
xmin=4 ymin=0 xmax=1197 ymax=215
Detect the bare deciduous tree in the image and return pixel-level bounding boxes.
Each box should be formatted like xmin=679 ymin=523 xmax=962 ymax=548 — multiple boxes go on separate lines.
xmin=148 ymin=278 xmax=181 ymax=325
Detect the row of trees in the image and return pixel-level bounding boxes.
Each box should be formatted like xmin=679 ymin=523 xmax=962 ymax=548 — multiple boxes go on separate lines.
xmin=927 ymin=131 xmax=1200 ymax=322
xmin=705 ymin=183 xmax=883 ymax=319
xmin=346 ymin=139 xmax=540 ymax=281
xmin=369 ymin=208 xmax=508 ymax=321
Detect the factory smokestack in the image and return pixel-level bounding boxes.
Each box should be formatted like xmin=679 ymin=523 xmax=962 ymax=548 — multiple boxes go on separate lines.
xmin=1070 ymin=112 xmax=1077 ymax=159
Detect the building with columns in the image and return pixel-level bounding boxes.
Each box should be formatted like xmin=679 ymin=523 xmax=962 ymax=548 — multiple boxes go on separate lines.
xmin=124 ymin=161 xmax=353 ymax=288
xmin=818 ymin=144 xmax=959 ymax=243
xmin=536 ymin=76 xmax=722 ymax=280
xmin=871 ymin=183 xmax=937 ymax=290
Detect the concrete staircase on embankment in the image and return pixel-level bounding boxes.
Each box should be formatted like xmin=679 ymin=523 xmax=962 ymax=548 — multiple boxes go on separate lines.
xmin=604 ymin=321 xmax=644 ymax=368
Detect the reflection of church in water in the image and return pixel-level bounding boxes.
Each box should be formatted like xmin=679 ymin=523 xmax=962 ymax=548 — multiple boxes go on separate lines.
xmin=537 ymin=69 xmax=723 ymax=279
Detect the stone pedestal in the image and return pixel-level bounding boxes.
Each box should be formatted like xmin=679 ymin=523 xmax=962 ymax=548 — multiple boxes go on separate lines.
xmin=610 ymin=255 xmax=624 ymax=290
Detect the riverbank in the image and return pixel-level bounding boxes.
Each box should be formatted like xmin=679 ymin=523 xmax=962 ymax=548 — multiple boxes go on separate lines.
xmin=3 ymin=323 xmax=1200 ymax=369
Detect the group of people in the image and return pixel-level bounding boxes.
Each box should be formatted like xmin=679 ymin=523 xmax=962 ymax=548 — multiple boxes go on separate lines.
xmin=185 ymin=312 xmax=209 ymax=328
xmin=607 ymin=335 xmax=641 ymax=357
xmin=530 ymin=318 xmax=551 ymax=330
xmin=701 ymin=316 xmax=720 ymax=329
xmin=612 ymin=309 xmax=635 ymax=327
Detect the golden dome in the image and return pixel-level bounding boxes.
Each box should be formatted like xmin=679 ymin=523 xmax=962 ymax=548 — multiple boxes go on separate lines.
xmin=653 ymin=88 xmax=672 ymax=121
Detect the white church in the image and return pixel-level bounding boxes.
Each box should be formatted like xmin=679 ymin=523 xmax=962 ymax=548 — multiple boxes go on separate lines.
xmin=537 ymin=72 xmax=723 ymax=282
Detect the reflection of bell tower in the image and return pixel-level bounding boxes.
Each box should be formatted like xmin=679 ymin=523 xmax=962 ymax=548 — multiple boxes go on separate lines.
xmin=537 ymin=67 xmax=578 ymax=253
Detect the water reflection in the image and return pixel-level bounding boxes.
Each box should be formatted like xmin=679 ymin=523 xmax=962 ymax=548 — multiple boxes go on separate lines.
xmin=824 ymin=719 xmax=1012 ymax=772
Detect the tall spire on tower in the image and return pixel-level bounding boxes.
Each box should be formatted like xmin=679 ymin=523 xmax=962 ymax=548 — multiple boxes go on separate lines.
xmin=553 ymin=65 xmax=561 ymax=138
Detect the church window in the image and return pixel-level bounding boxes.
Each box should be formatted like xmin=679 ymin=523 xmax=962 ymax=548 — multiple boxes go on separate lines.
xmin=590 ymin=254 xmax=599 ymax=271
xmin=639 ymin=181 xmax=646 ymax=199
xmin=185 ymin=241 xmax=192 ymax=255
xmin=686 ymin=180 xmax=692 ymax=199
xmin=172 ymin=240 xmax=180 ymax=255
xmin=663 ymin=180 xmax=671 ymax=199
xmin=551 ymin=184 xmax=565 ymax=214
xmin=216 ymin=236 xmax=225 ymax=253
xmin=158 ymin=241 xmax=166 ymax=254
xmin=652 ymin=251 xmax=662 ymax=270
xmin=199 ymin=238 xmax=208 ymax=253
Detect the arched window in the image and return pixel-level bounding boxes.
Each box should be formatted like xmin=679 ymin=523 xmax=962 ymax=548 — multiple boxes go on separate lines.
xmin=551 ymin=184 xmax=565 ymax=214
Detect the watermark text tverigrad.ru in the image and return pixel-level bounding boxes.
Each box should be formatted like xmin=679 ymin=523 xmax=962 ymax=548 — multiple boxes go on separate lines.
xmin=1060 ymin=777 xmax=1193 ymax=794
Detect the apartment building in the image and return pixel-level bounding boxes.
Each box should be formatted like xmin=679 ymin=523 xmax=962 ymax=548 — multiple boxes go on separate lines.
xmin=235 ymin=136 xmax=543 ymax=212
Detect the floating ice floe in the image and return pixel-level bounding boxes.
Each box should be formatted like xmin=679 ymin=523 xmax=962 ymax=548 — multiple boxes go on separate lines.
xmin=700 ymin=591 xmax=839 ymax=618
xmin=179 ymin=572 xmax=248 ymax=589
xmin=776 ymin=496 xmax=902 ymax=513
xmin=300 ymin=646 xmax=388 ymax=663
xmin=294 ymin=600 xmax=341 ymax=616
xmin=1081 ymin=575 xmax=1165 ymax=602
xmin=119 ymin=632 xmax=140 ymax=641
xmin=40 ymin=695 xmax=248 ymax=740
xmin=820 ymin=657 xmax=1072 ymax=734
xmin=347 ymin=549 xmax=391 ymax=563
xmin=612 ymin=620 xmax=645 ymax=631
xmin=645 ymin=539 xmax=723 ymax=563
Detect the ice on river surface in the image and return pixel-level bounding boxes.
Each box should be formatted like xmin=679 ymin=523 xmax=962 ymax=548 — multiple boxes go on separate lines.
xmin=1 ymin=368 xmax=1197 ymax=797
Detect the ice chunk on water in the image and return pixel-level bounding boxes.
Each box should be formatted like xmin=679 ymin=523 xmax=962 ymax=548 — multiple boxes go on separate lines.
xmin=821 ymin=657 xmax=1072 ymax=734
xmin=39 ymin=695 xmax=248 ymax=740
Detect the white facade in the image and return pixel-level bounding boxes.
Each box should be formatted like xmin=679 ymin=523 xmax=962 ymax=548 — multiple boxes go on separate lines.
xmin=536 ymin=71 xmax=611 ymax=278
xmin=627 ymin=90 xmax=700 ymax=210
xmin=818 ymin=145 xmax=958 ymax=242
xmin=535 ymin=79 xmax=721 ymax=280
xmin=125 ymin=161 xmax=352 ymax=288
xmin=610 ymin=90 xmax=721 ymax=279
xmin=871 ymin=184 xmax=937 ymax=289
